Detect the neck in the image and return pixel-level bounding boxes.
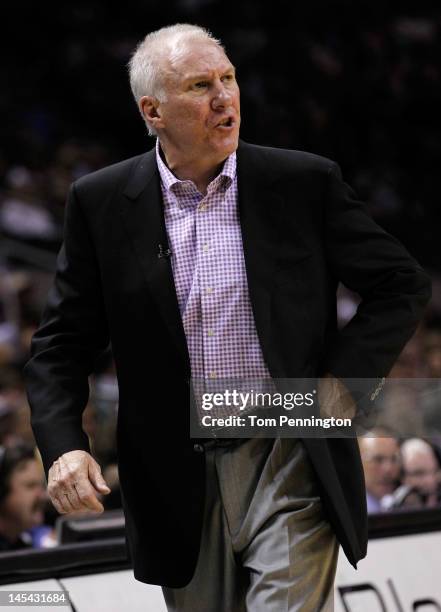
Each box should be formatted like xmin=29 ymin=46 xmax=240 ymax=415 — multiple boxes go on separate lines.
xmin=158 ymin=141 xmax=226 ymax=195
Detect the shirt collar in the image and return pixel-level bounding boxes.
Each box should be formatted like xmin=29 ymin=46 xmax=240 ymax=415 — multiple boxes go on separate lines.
xmin=155 ymin=139 xmax=236 ymax=207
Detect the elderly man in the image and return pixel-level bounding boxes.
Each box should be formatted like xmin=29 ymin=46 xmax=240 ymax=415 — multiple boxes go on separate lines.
xmin=358 ymin=432 xmax=401 ymax=513
xmin=401 ymin=438 xmax=441 ymax=507
xmin=25 ymin=24 xmax=431 ymax=611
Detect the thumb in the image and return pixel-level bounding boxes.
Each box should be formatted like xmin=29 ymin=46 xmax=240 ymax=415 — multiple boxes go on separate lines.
xmin=89 ymin=462 xmax=111 ymax=494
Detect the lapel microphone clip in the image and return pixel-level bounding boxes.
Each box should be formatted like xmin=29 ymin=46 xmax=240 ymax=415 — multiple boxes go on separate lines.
xmin=158 ymin=243 xmax=172 ymax=259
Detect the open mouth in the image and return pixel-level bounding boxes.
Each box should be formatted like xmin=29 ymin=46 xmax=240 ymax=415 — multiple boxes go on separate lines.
xmin=216 ymin=117 xmax=234 ymax=128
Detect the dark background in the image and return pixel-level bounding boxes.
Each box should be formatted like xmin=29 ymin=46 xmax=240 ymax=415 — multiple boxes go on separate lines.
xmin=2 ymin=0 xmax=440 ymax=269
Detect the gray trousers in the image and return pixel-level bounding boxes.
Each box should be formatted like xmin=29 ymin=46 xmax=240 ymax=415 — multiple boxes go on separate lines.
xmin=163 ymin=437 xmax=338 ymax=611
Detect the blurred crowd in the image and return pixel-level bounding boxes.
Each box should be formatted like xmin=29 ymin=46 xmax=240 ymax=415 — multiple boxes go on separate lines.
xmin=2 ymin=0 xmax=441 ymax=551
xmin=0 ymin=247 xmax=440 ymax=552
xmin=360 ymin=430 xmax=441 ymax=513
xmin=3 ymin=2 xmax=441 ymax=267
xmin=0 ymin=266 xmax=120 ymax=552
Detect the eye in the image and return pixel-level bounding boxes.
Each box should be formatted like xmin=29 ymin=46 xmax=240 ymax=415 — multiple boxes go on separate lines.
xmin=222 ymin=74 xmax=234 ymax=82
xmin=194 ymin=81 xmax=209 ymax=89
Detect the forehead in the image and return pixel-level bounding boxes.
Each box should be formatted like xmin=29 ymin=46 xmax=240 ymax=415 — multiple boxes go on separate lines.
xmin=362 ymin=437 xmax=399 ymax=455
xmin=11 ymin=459 xmax=40 ymax=483
xmin=406 ymin=450 xmax=437 ymax=468
xmin=167 ymin=41 xmax=233 ymax=82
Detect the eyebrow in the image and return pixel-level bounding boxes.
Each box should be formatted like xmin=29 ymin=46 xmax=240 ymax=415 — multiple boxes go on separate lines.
xmin=185 ymin=66 xmax=236 ymax=82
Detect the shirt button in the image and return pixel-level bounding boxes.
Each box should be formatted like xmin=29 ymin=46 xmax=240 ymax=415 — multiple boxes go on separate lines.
xmin=209 ymin=371 xmax=217 ymax=379
xmin=203 ymin=244 xmax=209 ymax=252
xmin=207 ymin=329 xmax=214 ymax=336
xmin=199 ymin=204 xmax=207 ymax=211
xmin=206 ymin=287 xmax=213 ymax=294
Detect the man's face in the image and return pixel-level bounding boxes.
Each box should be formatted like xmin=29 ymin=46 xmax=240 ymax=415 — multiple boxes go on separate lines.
xmin=1 ymin=459 xmax=47 ymax=532
xmin=360 ymin=437 xmax=401 ymax=500
xmin=403 ymin=451 xmax=441 ymax=497
xmin=144 ymin=41 xmax=240 ymax=164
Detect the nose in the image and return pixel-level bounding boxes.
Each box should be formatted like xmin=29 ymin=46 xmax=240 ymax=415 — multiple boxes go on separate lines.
xmin=211 ymin=80 xmax=232 ymax=109
xmin=383 ymin=462 xmax=398 ymax=479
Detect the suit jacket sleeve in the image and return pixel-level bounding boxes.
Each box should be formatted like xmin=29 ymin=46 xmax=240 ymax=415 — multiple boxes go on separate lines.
xmin=24 ymin=183 xmax=110 ymax=478
xmin=321 ymin=162 xmax=431 ymax=397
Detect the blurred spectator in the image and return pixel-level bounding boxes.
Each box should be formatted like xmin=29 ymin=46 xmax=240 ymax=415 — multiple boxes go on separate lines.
xmin=0 ymin=443 xmax=55 ymax=551
xmin=0 ymin=166 xmax=60 ymax=243
xmin=0 ymin=366 xmax=35 ymax=447
xmin=359 ymin=429 xmax=401 ymax=513
xmin=401 ymin=438 xmax=441 ymax=508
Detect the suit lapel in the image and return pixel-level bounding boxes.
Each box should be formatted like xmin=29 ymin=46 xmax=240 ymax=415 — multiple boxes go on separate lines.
xmin=120 ymin=149 xmax=190 ymax=369
xmin=119 ymin=141 xmax=293 ymax=378
xmin=236 ymin=141 xmax=286 ymax=377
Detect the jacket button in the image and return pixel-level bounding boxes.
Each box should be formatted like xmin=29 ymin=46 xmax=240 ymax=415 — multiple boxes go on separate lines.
xmin=193 ymin=444 xmax=204 ymax=453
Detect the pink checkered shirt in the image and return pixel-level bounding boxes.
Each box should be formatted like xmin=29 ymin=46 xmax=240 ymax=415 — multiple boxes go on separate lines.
xmin=156 ymin=140 xmax=271 ymax=382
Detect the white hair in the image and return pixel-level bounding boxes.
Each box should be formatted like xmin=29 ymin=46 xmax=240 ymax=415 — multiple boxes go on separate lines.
xmin=401 ymin=438 xmax=434 ymax=461
xmin=128 ymin=24 xmax=224 ymax=136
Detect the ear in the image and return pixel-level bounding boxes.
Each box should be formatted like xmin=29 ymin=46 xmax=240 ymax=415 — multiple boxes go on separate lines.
xmin=139 ymin=96 xmax=165 ymax=131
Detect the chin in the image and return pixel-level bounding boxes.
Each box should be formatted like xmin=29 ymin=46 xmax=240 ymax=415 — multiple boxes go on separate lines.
xmin=30 ymin=510 xmax=44 ymax=526
xmin=216 ymin=135 xmax=239 ymax=157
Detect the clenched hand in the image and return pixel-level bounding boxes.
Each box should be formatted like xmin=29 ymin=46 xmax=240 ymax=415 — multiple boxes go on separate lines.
xmin=48 ymin=450 xmax=110 ymax=515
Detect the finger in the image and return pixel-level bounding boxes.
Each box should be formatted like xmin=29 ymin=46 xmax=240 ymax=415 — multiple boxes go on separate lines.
xmin=48 ymin=461 xmax=64 ymax=501
xmin=53 ymin=460 xmax=66 ymax=493
xmin=63 ymin=488 xmax=84 ymax=512
xmin=61 ymin=491 xmax=77 ymax=513
xmin=56 ymin=459 xmax=96 ymax=512
xmin=51 ymin=492 xmax=73 ymax=514
xmin=49 ymin=459 xmax=85 ymax=514
xmin=58 ymin=471 xmax=87 ymax=512
xmin=88 ymin=463 xmax=111 ymax=494
xmin=72 ymin=484 xmax=100 ymax=513
xmin=50 ymin=495 xmax=66 ymax=515
xmin=74 ymin=480 xmax=104 ymax=512
xmin=57 ymin=456 xmax=82 ymax=499
xmin=75 ymin=481 xmax=104 ymax=512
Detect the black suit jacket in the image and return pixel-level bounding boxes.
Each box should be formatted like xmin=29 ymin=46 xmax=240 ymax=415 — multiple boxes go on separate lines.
xmin=24 ymin=141 xmax=431 ymax=587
